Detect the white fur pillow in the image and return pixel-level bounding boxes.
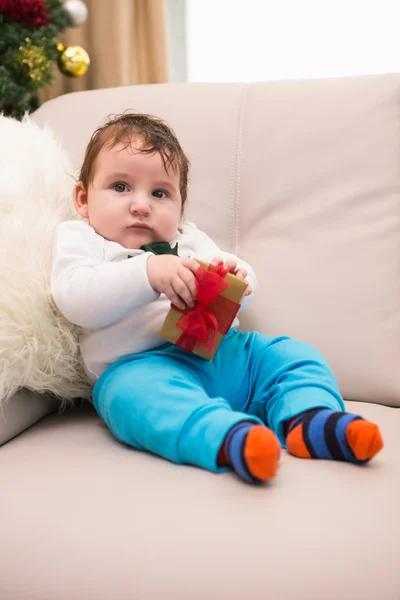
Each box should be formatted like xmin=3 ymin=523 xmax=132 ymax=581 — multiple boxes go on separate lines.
xmin=0 ymin=115 xmax=91 ymax=407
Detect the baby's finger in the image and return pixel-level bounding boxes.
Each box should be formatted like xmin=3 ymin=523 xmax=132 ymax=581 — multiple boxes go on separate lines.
xmin=180 ymin=257 xmax=200 ymax=274
xmin=244 ymin=284 xmax=253 ymax=296
xmin=224 ymin=259 xmax=237 ymax=273
xmin=235 ymin=268 xmax=248 ymax=279
xmin=179 ymin=267 xmax=197 ymax=303
xmin=172 ymin=276 xmax=195 ymax=308
xmin=210 ymin=256 xmax=224 ymax=266
xmin=166 ymin=285 xmax=186 ymax=310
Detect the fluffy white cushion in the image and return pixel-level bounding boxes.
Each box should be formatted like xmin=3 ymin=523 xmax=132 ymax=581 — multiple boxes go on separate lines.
xmin=0 ymin=115 xmax=91 ymax=407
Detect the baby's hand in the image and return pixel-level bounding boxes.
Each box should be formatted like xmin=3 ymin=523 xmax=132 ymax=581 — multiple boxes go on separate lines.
xmin=210 ymin=257 xmax=252 ymax=296
xmin=147 ymin=255 xmax=199 ymax=310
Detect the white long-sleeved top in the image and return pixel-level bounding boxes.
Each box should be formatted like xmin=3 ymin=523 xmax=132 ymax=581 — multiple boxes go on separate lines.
xmin=50 ymin=220 xmax=257 ymax=382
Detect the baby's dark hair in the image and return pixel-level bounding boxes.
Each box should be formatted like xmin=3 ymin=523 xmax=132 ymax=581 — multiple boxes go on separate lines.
xmin=79 ymin=111 xmax=190 ymax=207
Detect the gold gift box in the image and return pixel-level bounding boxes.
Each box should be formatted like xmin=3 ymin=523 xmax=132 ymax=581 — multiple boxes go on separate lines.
xmin=159 ymin=259 xmax=248 ymax=359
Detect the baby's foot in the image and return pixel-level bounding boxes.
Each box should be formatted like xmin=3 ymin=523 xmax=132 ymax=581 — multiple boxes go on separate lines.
xmin=218 ymin=422 xmax=281 ymax=484
xmin=286 ymin=408 xmax=383 ymax=463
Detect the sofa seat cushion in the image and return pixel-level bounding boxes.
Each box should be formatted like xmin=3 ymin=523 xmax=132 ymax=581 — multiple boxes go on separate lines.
xmin=1 ymin=399 xmax=398 ymax=599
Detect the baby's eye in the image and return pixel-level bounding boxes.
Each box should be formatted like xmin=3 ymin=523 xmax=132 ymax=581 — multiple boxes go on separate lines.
xmin=152 ymin=189 xmax=168 ymax=199
xmin=113 ymin=183 xmax=128 ymax=193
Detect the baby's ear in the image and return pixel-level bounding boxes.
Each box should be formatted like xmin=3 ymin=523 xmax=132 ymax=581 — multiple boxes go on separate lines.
xmin=74 ymin=182 xmax=89 ymax=219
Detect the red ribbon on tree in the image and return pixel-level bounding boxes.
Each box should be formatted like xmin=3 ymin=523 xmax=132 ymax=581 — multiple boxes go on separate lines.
xmin=174 ymin=264 xmax=239 ymax=354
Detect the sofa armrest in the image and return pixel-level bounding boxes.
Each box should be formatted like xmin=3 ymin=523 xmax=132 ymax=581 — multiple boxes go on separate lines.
xmin=0 ymin=389 xmax=57 ymax=446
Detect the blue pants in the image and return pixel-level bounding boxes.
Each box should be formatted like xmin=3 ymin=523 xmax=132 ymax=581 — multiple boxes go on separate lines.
xmin=92 ymin=329 xmax=344 ymax=473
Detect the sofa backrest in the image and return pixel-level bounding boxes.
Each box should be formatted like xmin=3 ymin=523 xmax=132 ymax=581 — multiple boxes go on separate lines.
xmin=32 ymin=74 xmax=400 ymax=407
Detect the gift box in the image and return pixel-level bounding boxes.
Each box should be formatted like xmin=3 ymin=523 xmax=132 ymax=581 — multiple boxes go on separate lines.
xmin=159 ymin=259 xmax=248 ymax=360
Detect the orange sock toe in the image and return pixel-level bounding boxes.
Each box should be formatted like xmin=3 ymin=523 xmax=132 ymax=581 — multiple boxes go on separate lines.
xmin=243 ymin=426 xmax=281 ymax=481
xmin=346 ymin=420 xmax=384 ymax=461
xmin=285 ymin=409 xmax=384 ymax=464
xmin=286 ymin=423 xmax=312 ymax=458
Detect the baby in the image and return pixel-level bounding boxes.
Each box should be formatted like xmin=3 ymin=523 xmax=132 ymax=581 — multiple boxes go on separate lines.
xmin=51 ymin=112 xmax=383 ymax=484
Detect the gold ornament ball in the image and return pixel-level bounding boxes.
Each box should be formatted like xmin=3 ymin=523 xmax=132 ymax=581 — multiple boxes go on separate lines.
xmin=57 ymin=45 xmax=90 ymax=78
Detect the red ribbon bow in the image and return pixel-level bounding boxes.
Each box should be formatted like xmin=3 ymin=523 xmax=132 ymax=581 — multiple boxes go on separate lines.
xmin=175 ymin=264 xmax=229 ymax=354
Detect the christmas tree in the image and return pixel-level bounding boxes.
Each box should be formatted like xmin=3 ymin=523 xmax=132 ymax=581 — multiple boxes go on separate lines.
xmin=0 ymin=0 xmax=89 ymax=118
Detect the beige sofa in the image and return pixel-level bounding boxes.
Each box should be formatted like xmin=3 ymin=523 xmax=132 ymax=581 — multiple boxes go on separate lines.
xmin=1 ymin=75 xmax=400 ymax=599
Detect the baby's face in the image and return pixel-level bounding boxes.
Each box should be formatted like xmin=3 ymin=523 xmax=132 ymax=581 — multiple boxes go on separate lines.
xmin=76 ymin=140 xmax=182 ymax=249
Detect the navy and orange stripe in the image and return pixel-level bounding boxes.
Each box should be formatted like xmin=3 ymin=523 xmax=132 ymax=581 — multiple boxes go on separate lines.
xmin=287 ymin=408 xmax=383 ymax=464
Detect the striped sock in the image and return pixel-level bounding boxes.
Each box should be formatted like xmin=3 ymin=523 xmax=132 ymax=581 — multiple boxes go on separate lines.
xmin=218 ymin=422 xmax=281 ymax=484
xmin=286 ymin=408 xmax=384 ymax=464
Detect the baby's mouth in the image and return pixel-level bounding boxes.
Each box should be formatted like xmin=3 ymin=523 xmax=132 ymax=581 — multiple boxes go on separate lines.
xmin=129 ymin=222 xmax=151 ymax=230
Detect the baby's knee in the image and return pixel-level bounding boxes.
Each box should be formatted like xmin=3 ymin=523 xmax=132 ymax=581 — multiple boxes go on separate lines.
xmin=279 ymin=337 xmax=330 ymax=367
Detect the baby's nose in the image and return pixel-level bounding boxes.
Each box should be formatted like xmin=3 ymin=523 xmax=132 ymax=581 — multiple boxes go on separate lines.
xmin=130 ymin=198 xmax=150 ymax=214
